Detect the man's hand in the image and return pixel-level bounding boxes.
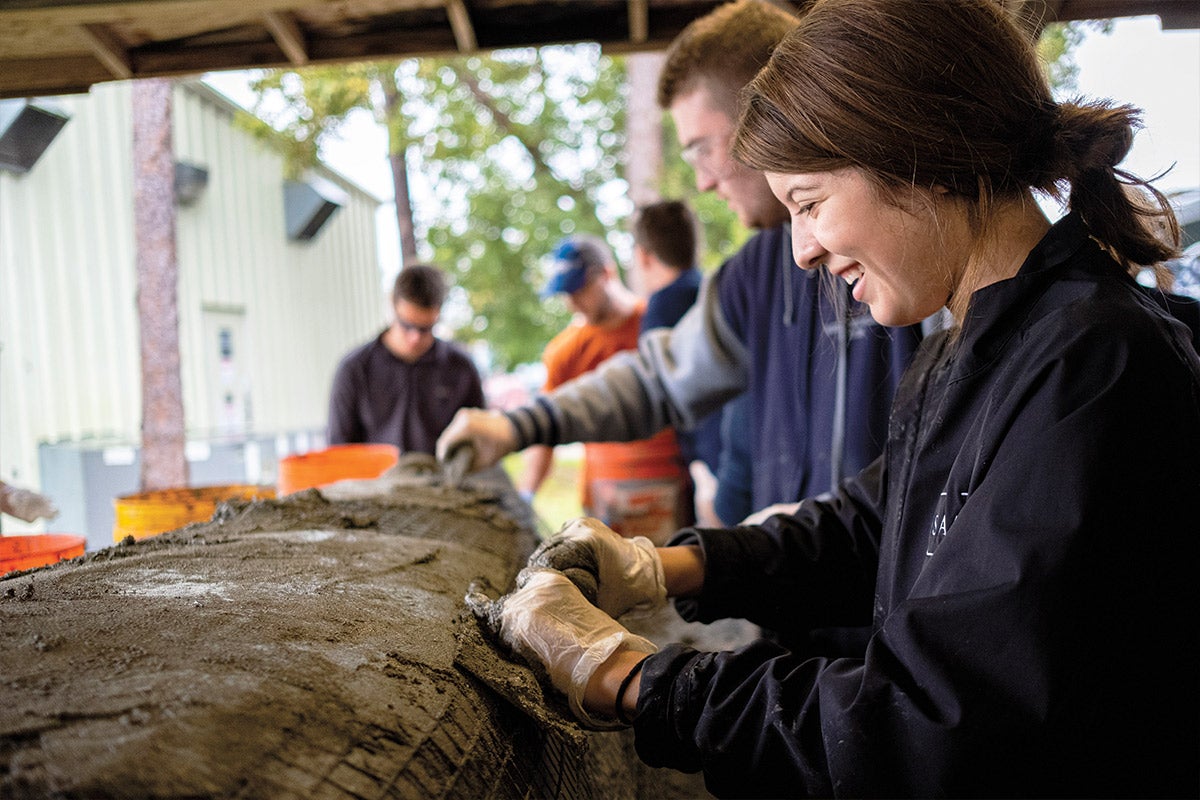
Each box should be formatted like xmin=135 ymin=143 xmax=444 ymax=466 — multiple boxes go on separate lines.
xmin=466 ymin=568 xmax=656 ymax=729
xmin=0 ymin=485 xmax=59 ymax=523
xmin=436 ymin=409 xmax=519 ymax=473
xmin=528 ymin=517 xmax=666 ymax=618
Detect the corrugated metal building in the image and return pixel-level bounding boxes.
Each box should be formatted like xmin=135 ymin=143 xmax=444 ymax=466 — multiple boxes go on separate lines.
xmin=0 ymin=80 xmax=387 ymax=544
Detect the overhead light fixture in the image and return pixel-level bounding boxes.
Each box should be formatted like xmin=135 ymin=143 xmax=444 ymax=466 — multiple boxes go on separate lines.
xmin=174 ymin=161 xmax=210 ymax=206
xmin=283 ymin=175 xmax=347 ymax=241
xmin=0 ymin=98 xmax=71 ymax=174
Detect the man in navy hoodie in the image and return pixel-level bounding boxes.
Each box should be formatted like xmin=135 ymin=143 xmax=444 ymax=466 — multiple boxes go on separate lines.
xmin=441 ymin=0 xmax=921 ymax=522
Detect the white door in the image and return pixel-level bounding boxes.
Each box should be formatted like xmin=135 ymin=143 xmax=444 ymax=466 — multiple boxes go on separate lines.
xmin=202 ymin=309 xmax=251 ymax=435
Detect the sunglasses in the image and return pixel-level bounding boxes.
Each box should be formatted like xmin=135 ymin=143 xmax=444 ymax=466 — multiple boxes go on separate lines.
xmin=396 ymin=316 xmax=436 ymax=335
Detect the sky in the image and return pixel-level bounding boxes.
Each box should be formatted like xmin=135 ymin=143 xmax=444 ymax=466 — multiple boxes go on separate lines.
xmin=203 ymin=15 xmax=1200 ymax=280
xmin=1066 ymin=16 xmax=1199 ymax=194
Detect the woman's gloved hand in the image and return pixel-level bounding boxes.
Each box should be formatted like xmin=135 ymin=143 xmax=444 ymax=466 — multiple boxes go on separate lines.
xmin=435 ymin=409 xmax=519 ymax=473
xmin=466 ymin=568 xmax=657 ymax=729
xmin=528 ymin=517 xmax=666 ymax=618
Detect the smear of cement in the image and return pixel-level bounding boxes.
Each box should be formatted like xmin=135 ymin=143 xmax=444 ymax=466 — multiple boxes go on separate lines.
xmin=0 ymin=468 xmax=725 ymax=799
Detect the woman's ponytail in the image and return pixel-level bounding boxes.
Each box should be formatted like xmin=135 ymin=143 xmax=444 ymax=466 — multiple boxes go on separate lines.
xmin=1047 ymin=100 xmax=1179 ymax=271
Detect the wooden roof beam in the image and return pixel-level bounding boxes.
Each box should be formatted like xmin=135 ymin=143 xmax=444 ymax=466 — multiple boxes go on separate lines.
xmin=628 ymin=0 xmax=649 ymax=43
xmin=445 ymin=0 xmax=477 ymax=53
xmin=263 ymin=10 xmax=308 ymax=66
xmin=78 ymin=22 xmax=134 ymax=79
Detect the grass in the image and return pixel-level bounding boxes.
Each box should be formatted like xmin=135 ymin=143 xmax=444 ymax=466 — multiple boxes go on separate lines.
xmin=501 ymin=444 xmax=584 ymax=539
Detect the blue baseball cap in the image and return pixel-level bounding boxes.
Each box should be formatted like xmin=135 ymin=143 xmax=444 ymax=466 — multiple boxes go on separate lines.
xmin=541 ymin=236 xmax=609 ymax=297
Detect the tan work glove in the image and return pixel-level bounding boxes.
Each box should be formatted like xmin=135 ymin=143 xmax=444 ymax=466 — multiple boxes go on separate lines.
xmin=0 ymin=484 xmax=59 ymax=523
xmin=436 ymin=408 xmax=519 ymax=473
xmin=467 ymin=568 xmax=657 ymax=730
xmin=528 ymin=517 xmax=666 ymax=618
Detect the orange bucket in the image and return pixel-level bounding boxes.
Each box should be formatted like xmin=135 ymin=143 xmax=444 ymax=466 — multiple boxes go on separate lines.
xmin=113 ymin=484 xmax=275 ymax=543
xmin=1 ymin=534 xmax=86 ymax=575
xmin=276 ymin=443 xmax=400 ymax=495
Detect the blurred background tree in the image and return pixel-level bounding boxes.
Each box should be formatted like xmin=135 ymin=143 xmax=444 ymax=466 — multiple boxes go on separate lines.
xmin=1039 ymin=20 xmax=1112 ymax=91
xmin=407 ymin=48 xmax=622 ymax=370
xmin=236 ymin=22 xmax=1090 ymax=371
xmin=240 ymin=47 xmax=626 ymax=371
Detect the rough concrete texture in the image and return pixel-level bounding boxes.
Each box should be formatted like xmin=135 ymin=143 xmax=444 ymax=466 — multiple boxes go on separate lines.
xmin=0 ymin=466 xmax=723 ymax=799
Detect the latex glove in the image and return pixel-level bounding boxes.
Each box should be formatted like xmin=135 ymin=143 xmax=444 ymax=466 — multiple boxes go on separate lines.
xmin=0 ymin=484 xmax=59 ymax=523
xmin=436 ymin=408 xmax=519 ymax=473
xmin=529 ymin=517 xmax=666 ymax=618
xmin=741 ymin=501 xmax=802 ymax=526
xmin=467 ymin=568 xmax=657 ymax=729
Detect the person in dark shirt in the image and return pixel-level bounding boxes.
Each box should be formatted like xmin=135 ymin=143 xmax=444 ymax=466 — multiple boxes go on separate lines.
xmin=470 ymin=0 xmax=1200 ymax=795
xmin=328 ymin=263 xmax=483 ymax=455
xmin=631 ymin=199 xmax=752 ymax=526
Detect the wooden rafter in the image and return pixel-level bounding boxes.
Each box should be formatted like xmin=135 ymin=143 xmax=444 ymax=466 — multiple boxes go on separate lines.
xmin=78 ymin=22 xmax=134 ymax=79
xmin=263 ymin=10 xmax=308 ymax=66
xmin=445 ymin=0 xmax=477 ymax=53
xmin=628 ymin=0 xmax=648 ymax=43
xmin=0 ymin=0 xmax=1193 ymax=99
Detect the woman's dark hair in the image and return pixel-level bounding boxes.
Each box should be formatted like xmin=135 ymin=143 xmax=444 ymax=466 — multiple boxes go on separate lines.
xmin=731 ymin=0 xmax=1179 ymax=318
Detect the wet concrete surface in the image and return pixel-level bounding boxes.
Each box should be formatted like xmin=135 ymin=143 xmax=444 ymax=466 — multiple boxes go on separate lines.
xmin=0 ymin=469 xmax=740 ymax=798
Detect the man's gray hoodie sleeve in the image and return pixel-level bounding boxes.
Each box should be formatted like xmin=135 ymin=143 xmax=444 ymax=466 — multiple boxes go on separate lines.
xmin=506 ymin=268 xmax=749 ymax=448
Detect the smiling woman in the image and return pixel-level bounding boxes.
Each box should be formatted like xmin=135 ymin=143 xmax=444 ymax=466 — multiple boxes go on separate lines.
xmin=735 ymin=0 xmax=1180 ymax=326
xmin=762 ymin=168 xmax=979 ymax=327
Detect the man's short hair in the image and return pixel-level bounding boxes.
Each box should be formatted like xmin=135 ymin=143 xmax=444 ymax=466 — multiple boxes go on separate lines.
xmin=393 ymin=263 xmax=447 ymax=308
xmin=657 ymin=0 xmax=802 ymax=115
xmin=633 ymin=200 xmax=700 ymax=271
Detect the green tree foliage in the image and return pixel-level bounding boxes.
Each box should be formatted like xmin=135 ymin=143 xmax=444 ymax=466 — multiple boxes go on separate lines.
xmin=236 ymin=24 xmax=1096 ymax=371
xmin=1038 ymin=21 xmax=1112 ymax=93
xmin=238 ymin=64 xmax=380 ymax=179
xmin=407 ymin=47 xmax=626 ymax=370
xmin=239 ymin=48 xmax=630 ymax=371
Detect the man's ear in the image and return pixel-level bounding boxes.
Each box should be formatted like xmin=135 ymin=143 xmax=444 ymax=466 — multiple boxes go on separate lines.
xmin=632 ymin=244 xmax=651 ymax=271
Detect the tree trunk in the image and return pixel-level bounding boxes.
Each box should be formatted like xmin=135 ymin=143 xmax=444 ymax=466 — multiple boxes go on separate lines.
xmin=132 ymin=78 xmax=188 ymax=491
xmin=623 ymin=52 xmax=667 ymax=295
xmin=624 ymin=52 xmax=666 ymax=209
xmin=381 ymin=80 xmax=420 ymax=266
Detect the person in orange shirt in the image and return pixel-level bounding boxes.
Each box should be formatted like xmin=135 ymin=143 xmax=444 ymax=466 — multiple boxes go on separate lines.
xmin=520 ymin=235 xmax=689 ymax=543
